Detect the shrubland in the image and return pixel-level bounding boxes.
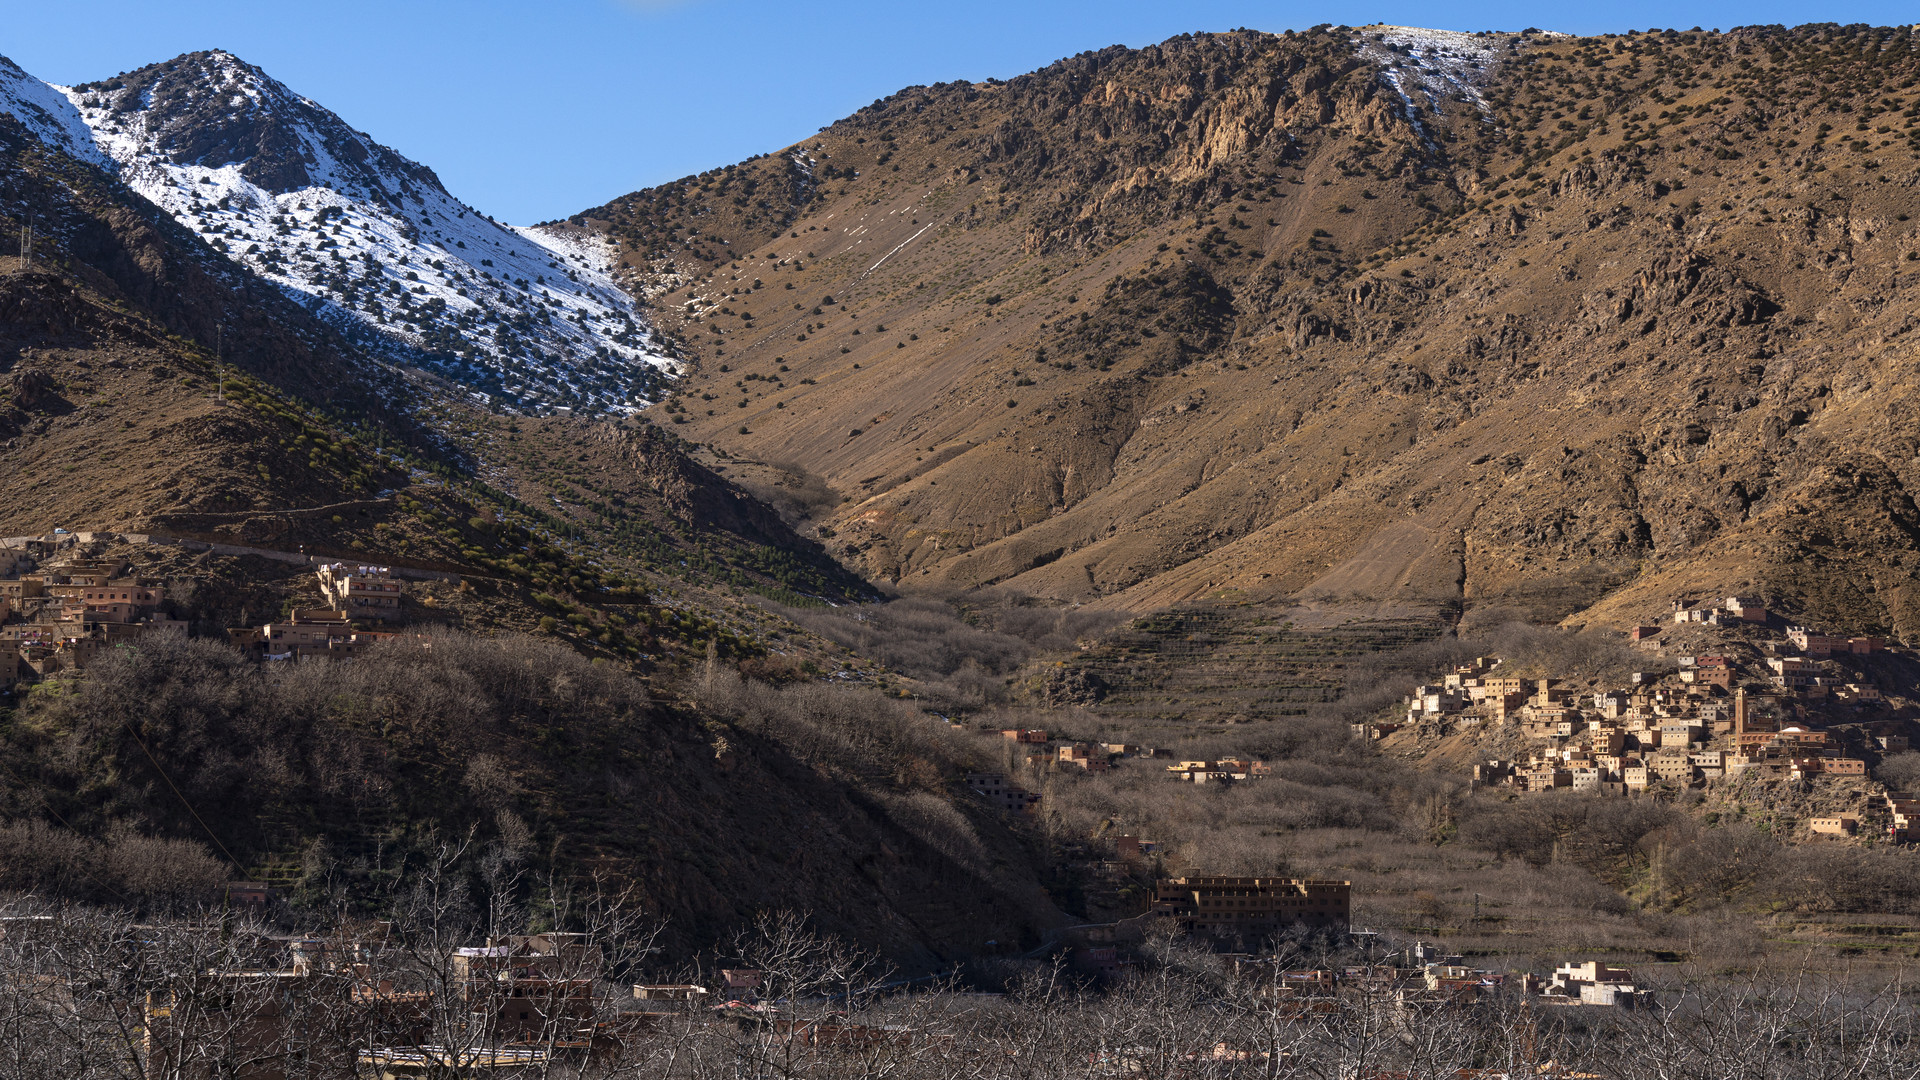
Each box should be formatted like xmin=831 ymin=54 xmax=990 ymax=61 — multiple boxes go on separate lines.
xmin=7 ymin=588 xmax=1920 ymax=972
xmin=0 ymin=628 xmax=643 ymax=908
xmin=0 ymin=626 xmax=1061 ymax=958
xmin=770 ymin=600 xmax=1920 ymax=969
xmin=767 ymin=592 xmax=1126 ymax=709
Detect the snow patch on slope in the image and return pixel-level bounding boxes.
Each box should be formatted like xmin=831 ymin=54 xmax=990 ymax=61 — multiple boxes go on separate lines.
xmin=1351 ymin=26 xmax=1554 ymax=137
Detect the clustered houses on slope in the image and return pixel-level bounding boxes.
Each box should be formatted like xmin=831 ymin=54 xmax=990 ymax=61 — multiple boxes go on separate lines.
xmin=31 ymin=901 xmax=1674 ymax=1080
xmin=1068 ymin=907 xmax=1657 ymax=1013
xmin=0 ymin=540 xmax=185 ymax=686
xmin=228 ymin=564 xmax=408 ymax=661
xmin=315 ymin=562 xmax=403 ymax=622
xmin=1165 ymin=758 xmax=1275 ymax=784
xmin=72 ymin=905 xmax=1667 ymax=1080
xmin=133 ymin=927 xmax=652 ymax=1077
xmin=1028 ymin=730 xmax=1267 ymax=779
xmin=1383 ymin=594 xmax=1920 ymax=835
xmin=0 ymin=536 xmax=417 ymax=694
xmin=1215 ymin=949 xmax=1656 ymax=1013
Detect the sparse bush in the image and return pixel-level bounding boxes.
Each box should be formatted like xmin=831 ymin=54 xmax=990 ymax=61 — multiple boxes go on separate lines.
xmin=1875 ymin=752 xmax=1920 ymax=791
xmin=690 ymin=664 xmax=975 ymax=784
xmin=0 ymin=819 xmax=224 ymax=912
xmin=734 ymin=460 xmax=841 ymax=525
xmin=882 ymin=790 xmax=990 ymax=871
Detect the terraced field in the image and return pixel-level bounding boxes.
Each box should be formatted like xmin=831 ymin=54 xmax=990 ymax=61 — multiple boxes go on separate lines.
xmin=1048 ymin=607 xmax=1445 ymax=722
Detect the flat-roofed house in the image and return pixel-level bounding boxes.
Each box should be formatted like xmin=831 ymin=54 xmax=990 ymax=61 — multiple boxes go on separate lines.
xmin=1152 ymin=876 xmax=1351 ymax=938
xmin=317 ymin=564 xmax=404 ymax=622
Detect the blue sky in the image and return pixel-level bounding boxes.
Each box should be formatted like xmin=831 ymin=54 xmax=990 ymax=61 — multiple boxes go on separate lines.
xmin=8 ymin=0 xmax=1914 ymax=222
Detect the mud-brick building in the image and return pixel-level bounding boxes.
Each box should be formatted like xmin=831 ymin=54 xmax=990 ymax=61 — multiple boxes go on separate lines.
xmin=1152 ymin=876 xmax=1351 ymax=937
xmin=316 ymin=563 xmax=403 ymax=622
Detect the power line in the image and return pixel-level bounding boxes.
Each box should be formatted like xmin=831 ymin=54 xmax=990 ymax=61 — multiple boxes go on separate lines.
xmin=2 ymin=701 xmax=240 ymax=899
xmin=30 ymin=795 xmax=131 ymax=904
xmin=120 ymin=719 xmax=243 ymax=870
xmin=0 ymin=756 xmax=130 ymax=904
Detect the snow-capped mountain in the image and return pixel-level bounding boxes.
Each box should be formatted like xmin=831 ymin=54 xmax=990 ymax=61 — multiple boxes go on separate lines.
xmin=5 ymin=49 xmax=672 ymax=415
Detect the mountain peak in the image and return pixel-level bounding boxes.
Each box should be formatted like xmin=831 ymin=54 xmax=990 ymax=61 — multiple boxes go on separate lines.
xmin=67 ymin=50 xmax=440 ymax=200
xmin=0 ymin=50 xmax=679 ymax=415
xmin=1350 ymin=25 xmax=1556 ymax=132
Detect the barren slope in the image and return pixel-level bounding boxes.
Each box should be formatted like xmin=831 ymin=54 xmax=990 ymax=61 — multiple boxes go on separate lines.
xmin=582 ymin=23 xmax=1920 ymax=638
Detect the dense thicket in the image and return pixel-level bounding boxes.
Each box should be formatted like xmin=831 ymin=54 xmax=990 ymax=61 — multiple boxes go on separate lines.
xmin=0 ymin=629 xmax=644 ymax=906
xmin=0 ymin=628 xmax=1065 ymax=960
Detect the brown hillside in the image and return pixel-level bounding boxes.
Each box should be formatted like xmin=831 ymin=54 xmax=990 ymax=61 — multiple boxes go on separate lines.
xmin=0 ymin=109 xmax=1070 ymax=964
xmin=0 ymin=101 xmax=412 ymax=540
xmin=0 ymin=263 xmax=409 ymax=535
xmin=0 ymin=103 xmax=861 ymax=619
xmin=576 ymin=23 xmax=1920 ymax=638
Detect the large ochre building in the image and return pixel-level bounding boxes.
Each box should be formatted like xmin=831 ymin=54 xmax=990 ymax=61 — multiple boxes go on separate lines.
xmin=1152 ymin=876 xmax=1352 ymax=936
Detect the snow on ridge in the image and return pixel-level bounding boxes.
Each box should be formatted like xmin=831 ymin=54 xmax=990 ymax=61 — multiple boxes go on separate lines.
xmin=0 ymin=56 xmax=108 ymax=167
xmin=15 ymin=49 xmax=672 ymax=416
xmin=1351 ymin=26 xmax=1548 ymax=138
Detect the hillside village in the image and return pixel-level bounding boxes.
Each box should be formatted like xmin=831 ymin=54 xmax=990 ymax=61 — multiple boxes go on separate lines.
xmin=1381 ymin=594 xmax=1920 ymax=842
xmin=0 ymin=545 xmax=185 ymax=684
xmin=0 ymin=553 xmax=1895 ymax=1073
xmin=0 ymin=531 xmax=416 ymax=691
xmin=15 ymin=17 xmax=1920 ymax=1076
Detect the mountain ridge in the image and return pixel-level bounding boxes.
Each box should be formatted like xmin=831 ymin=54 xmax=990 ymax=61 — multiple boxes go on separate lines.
xmin=579 ymin=22 xmax=1920 ymax=640
xmin=13 ymin=18 xmax=1920 ymax=972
